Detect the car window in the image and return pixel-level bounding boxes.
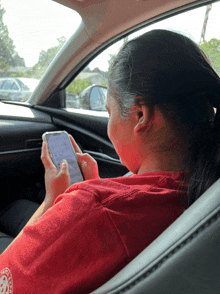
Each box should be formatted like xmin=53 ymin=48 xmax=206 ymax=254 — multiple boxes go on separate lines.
xmin=11 ymin=82 xmax=19 ymax=91
xmin=0 ymin=0 xmax=81 ymax=102
xmin=0 ymin=80 xmax=5 ymax=89
xmin=2 ymin=80 xmax=13 ymax=90
xmin=18 ymin=82 xmax=29 ymax=91
xmin=65 ymin=2 xmax=220 ymax=116
xmin=16 ymin=78 xmax=39 ymax=91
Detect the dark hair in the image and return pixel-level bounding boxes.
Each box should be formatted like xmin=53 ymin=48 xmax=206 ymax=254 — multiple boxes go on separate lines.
xmin=108 ymin=29 xmax=220 ymax=206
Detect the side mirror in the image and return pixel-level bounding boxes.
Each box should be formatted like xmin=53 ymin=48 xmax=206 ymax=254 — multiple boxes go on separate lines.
xmin=89 ymin=86 xmax=107 ymax=111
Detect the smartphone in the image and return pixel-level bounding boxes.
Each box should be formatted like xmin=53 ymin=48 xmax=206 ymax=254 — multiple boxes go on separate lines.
xmin=42 ymin=131 xmax=84 ymax=185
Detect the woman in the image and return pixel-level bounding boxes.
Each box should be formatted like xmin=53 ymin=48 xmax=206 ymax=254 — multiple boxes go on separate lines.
xmin=0 ymin=29 xmax=219 ymax=293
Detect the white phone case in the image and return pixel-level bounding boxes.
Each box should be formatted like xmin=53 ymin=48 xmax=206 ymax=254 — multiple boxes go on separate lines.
xmin=43 ymin=131 xmax=84 ymax=184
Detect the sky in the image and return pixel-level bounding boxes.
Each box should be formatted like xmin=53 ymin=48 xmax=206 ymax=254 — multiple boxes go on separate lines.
xmin=1 ymin=0 xmax=81 ymax=67
xmin=1 ymin=0 xmax=220 ymax=71
xmin=87 ymin=1 xmax=220 ymax=71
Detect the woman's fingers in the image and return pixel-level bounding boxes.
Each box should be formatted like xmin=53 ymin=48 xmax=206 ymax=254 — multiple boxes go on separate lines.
xmin=59 ymin=159 xmax=70 ymax=177
xmin=41 ymin=134 xmax=99 ymax=181
xmin=41 ymin=141 xmax=56 ymax=169
xmin=76 ymin=153 xmax=99 ymax=180
xmin=57 ymin=159 xmax=70 ymax=186
xmin=69 ymin=135 xmax=82 ymax=154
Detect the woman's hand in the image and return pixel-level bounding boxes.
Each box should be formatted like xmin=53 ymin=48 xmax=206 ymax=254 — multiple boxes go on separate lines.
xmin=41 ymin=141 xmax=71 ymax=208
xmin=69 ymin=135 xmax=100 ymax=180
xmin=41 ymin=134 xmax=99 ymax=209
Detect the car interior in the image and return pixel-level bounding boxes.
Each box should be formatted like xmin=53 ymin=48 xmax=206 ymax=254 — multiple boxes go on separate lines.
xmin=0 ymin=0 xmax=220 ymax=292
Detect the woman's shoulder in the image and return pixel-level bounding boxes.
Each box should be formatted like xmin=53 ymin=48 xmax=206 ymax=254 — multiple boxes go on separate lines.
xmin=62 ymin=170 xmax=186 ymax=204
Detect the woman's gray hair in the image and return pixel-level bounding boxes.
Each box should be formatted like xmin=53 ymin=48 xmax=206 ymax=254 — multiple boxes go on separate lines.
xmin=108 ymin=44 xmax=137 ymax=119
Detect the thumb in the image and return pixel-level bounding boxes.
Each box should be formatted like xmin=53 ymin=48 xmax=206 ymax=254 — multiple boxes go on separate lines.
xmin=59 ymin=159 xmax=69 ymax=175
xmin=58 ymin=159 xmax=70 ymax=186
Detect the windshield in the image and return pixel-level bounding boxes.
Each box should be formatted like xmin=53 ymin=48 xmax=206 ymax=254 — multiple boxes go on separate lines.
xmin=0 ymin=0 xmax=81 ymax=102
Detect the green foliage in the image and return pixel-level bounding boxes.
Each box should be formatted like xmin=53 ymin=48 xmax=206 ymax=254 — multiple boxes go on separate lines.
xmin=200 ymin=39 xmax=220 ymax=76
xmin=0 ymin=62 xmax=10 ymax=72
xmin=13 ymin=52 xmax=25 ymax=67
xmin=10 ymin=71 xmax=27 ymax=78
xmin=66 ymin=79 xmax=92 ymax=95
xmin=0 ymin=5 xmax=14 ymax=66
xmin=99 ymin=80 xmax=108 ymax=87
xmin=27 ymin=36 xmax=67 ymax=79
xmin=0 ymin=4 xmax=25 ymax=71
xmin=26 ymin=63 xmax=45 ymax=79
xmin=0 ymin=2 xmax=67 ymax=79
xmin=38 ymin=37 xmax=66 ymax=68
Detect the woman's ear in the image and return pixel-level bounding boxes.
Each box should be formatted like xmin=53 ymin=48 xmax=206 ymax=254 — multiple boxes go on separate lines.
xmin=134 ymin=105 xmax=152 ymax=133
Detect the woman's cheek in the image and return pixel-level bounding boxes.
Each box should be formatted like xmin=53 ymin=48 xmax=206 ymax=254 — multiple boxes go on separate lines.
xmin=107 ymin=116 xmax=119 ymax=151
xmin=107 ymin=118 xmax=111 ymax=141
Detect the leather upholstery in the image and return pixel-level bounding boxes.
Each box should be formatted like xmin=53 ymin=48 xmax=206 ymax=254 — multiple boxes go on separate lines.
xmin=0 ymin=199 xmax=39 ymax=238
xmin=0 ymin=199 xmax=39 ymax=254
xmin=0 ymin=232 xmax=14 ymax=254
xmin=92 ymin=178 xmax=220 ymax=293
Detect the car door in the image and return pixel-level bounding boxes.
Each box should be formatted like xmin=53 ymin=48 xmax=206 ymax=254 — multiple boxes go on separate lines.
xmin=0 ymin=1 xmax=129 ymax=212
xmin=0 ymin=0 xmax=220 ymax=292
xmin=2 ymin=0 xmax=219 ymax=211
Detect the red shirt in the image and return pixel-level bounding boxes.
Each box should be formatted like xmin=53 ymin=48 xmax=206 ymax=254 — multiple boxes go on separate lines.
xmin=0 ymin=171 xmax=186 ymax=293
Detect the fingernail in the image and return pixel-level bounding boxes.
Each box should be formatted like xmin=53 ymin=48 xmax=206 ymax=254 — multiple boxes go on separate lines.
xmin=61 ymin=159 xmax=68 ymax=165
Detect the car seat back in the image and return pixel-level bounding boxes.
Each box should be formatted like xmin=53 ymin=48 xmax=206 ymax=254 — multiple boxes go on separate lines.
xmin=92 ymin=178 xmax=220 ymax=294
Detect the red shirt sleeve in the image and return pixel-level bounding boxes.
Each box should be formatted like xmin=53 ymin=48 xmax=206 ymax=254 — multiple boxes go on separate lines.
xmin=0 ymin=189 xmax=129 ymax=294
xmin=0 ymin=172 xmax=186 ymax=293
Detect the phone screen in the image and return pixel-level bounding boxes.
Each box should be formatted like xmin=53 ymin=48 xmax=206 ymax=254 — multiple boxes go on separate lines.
xmin=45 ymin=131 xmax=84 ymax=185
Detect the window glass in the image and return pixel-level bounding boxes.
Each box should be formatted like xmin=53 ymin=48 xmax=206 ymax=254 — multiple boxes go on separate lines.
xmin=2 ymin=80 xmax=13 ymax=90
xmin=0 ymin=0 xmax=81 ymax=101
xmin=16 ymin=78 xmax=39 ymax=91
xmin=0 ymin=80 xmax=5 ymax=89
xmin=66 ymin=1 xmax=220 ymax=116
xmin=90 ymin=86 xmax=107 ymax=111
xmin=11 ymin=82 xmax=19 ymax=90
xmin=90 ymin=87 xmax=99 ymax=108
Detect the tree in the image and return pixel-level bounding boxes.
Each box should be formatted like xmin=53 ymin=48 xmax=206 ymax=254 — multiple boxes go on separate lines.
xmin=66 ymin=79 xmax=92 ymax=96
xmin=28 ymin=36 xmax=67 ymax=79
xmin=38 ymin=36 xmax=66 ymax=68
xmin=83 ymin=66 xmax=91 ymax=72
xmin=0 ymin=4 xmax=25 ymax=69
xmin=0 ymin=61 xmax=10 ymax=75
xmin=200 ymin=38 xmax=220 ymax=75
xmin=12 ymin=52 xmax=25 ymax=67
xmin=0 ymin=5 xmax=14 ymax=66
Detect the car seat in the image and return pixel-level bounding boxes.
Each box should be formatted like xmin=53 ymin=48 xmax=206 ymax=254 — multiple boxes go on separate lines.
xmin=1 ymin=179 xmax=219 ymax=293
xmin=92 ymin=178 xmax=220 ymax=294
xmin=0 ymin=199 xmax=39 ymax=253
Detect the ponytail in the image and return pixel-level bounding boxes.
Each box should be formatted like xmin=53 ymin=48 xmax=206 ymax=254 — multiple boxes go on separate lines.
xmin=188 ymin=86 xmax=220 ymax=206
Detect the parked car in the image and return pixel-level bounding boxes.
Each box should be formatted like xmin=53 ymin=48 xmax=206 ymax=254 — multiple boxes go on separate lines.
xmin=0 ymin=0 xmax=220 ymax=293
xmin=0 ymin=77 xmax=39 ymax=102
xmin=66 ymin=92 xmax=79 ymax=108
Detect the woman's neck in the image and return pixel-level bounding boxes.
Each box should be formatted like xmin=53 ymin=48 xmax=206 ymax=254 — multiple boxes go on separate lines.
xmin=137 ymin=150 xmax=188 ymax=174
xmin=137 ymin=128 xmax=189 ymax=174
